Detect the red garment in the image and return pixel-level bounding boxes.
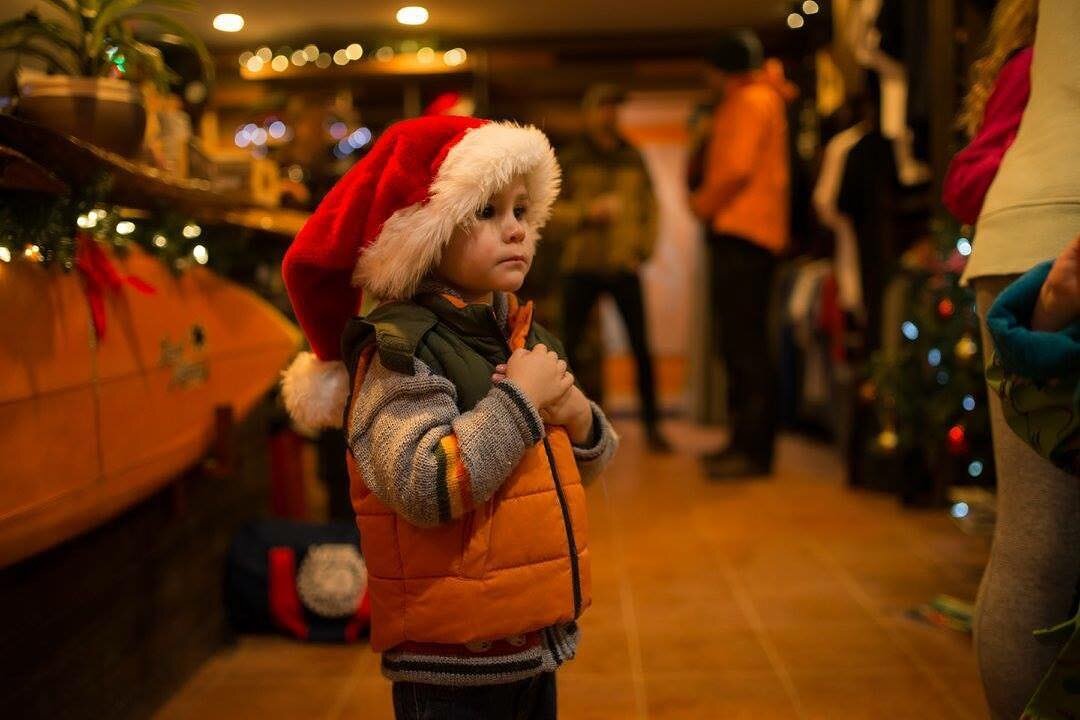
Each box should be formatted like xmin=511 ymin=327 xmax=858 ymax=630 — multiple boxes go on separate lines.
xmin=942 ymin=47 xmax=1033 ymax=225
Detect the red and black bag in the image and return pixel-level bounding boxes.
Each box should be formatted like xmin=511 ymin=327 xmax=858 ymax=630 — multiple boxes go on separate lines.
xmin=226 ymin=519 xmax=371 ymax=643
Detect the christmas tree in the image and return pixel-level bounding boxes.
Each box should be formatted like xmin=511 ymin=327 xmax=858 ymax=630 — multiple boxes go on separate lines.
xmin=860 ymin=221 xmax=995 ymax=505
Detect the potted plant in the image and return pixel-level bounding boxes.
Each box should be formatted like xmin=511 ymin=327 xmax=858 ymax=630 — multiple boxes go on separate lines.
xmin=0 ymin=0 xmax=213 ymax=157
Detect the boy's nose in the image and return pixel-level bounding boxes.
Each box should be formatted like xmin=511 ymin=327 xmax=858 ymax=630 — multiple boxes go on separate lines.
xmin=505 ymin=220 xmax=526 ymax=244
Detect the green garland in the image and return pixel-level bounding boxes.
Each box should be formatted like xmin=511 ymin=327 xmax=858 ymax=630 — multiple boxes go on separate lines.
xmin=0 ymin=179 xmax=234 ymax=274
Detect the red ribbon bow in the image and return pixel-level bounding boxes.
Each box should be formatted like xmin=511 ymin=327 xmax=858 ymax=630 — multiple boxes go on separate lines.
xmin=75 ymin=231 xmax=156 ymax=341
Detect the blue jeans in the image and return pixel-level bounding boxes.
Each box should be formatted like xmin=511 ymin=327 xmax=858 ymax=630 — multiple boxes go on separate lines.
xmin=392 ymin=673 xmax=556 ymax=720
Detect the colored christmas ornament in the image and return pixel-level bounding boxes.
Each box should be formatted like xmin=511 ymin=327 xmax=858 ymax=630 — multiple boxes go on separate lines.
xmin=877 ymin=428 xmax=899 ymax=452
xmin=955 ymin=335 xmax=978 ymax=363
xmin=937 ymin=298 xmax=955 ymax=319
xmin=859 ymin=380 xmax=877 ymax=403
xmin=947 ymin=424 xmax=969 ymax=455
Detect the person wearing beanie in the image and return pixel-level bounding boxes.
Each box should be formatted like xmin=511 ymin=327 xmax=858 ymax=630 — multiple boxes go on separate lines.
xmin=552 ymin=83 xmax=670 ymax=453
xmin=280 ymin=115 xmax=618 ymax=719
xmin=690 ymin=30 xmax=794 ymax=479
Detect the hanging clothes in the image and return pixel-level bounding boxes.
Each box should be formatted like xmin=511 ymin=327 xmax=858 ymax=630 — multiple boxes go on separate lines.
xmin=813 ymin=123 xmax=867 ymax=319
xmin=838 ymin=129 xmax=900 ymax=355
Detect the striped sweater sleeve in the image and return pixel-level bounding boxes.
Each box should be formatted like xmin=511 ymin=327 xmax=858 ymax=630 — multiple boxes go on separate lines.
xmin=572 ymin=401 xmax=619 ymax=486
xmin=347 ymin=355 xmax=546 ymax=527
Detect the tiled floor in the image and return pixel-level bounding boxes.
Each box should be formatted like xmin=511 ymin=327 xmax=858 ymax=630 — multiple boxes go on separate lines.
xmin=156 ymin=421 xmax=991 ymax=719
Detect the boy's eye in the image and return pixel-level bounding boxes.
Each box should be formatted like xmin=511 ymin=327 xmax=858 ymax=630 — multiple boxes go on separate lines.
xmin=513 ymin=206 xmax=527 ymax=220
xmin=477 ymin=204 xmax=496 ymax=220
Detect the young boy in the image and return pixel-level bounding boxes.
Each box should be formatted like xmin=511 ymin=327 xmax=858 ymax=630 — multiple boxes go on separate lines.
xmin=279 ymin=116 xmax=618 ymax=719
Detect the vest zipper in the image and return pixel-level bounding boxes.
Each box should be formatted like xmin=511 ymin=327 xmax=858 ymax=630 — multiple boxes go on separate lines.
xmin=543 ymin=437 xmax=583 ymax=618
xmin=490 ymin=307 xmax=582 ymax=619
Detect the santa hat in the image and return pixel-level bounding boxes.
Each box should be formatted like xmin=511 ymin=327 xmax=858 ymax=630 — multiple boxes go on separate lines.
xmin=280 ymin=115 xmax=561 ymax=431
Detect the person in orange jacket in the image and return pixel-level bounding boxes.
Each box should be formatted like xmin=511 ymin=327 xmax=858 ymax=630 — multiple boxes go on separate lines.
xmin=690 ymin=30 xmax=795 ymax=479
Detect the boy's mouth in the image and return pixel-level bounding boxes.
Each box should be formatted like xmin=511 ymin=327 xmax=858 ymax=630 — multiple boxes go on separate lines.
xmin=499 ymin=255 xmax=529 ymax=265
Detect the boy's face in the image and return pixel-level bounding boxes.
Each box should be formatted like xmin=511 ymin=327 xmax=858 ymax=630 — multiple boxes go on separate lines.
xmin=437 ymin=177 xmax=534 ymax=298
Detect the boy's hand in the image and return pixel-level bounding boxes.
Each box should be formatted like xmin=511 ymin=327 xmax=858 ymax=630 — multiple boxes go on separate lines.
xmin=1032 ymin=233 xmax=1080 ymax=333
xmin=499 ymin=345 xmax=574 ymax=409
xmin=541 ymin=385 xmax=595 ymax=445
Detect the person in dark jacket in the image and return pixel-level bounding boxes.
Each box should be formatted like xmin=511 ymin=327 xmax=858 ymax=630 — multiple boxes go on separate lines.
xmin=552 ymin=84 xmax=670 ymax=452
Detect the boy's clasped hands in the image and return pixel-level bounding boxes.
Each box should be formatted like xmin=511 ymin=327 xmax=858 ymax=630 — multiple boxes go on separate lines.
xmin=492 ymin=344 xmax=595 ymax=445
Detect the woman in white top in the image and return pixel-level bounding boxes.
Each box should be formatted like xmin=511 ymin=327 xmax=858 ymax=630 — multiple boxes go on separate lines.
xmin=961 ymin=1 xmax=1080 ymax=717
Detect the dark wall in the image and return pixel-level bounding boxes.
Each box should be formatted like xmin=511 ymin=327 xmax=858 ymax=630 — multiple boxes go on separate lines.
xmin=0 ymin=403 xmax=273 ymax=720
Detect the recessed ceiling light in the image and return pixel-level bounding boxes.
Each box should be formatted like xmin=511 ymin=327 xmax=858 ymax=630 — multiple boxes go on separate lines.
xmin=787 ymin=12 xmax=805 ymax=28
xmin=396 ymin=6 xmax=429 ymax=25
xmin=212 ymin=13 xmax=244 ymax=33
xmin=802 ymin=0 xmax=820 ymax=15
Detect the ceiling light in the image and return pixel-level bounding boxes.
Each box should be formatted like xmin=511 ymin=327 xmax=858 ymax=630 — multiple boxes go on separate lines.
xmin=376 ymin=46 xmax=394 ymax=62
xmin=291 ymin=50 xmax=307 ymax=66
xmin=303 ymin=44 xmax=319 ymax=61
xmin=271 ymin=55 xmax=289 ymax=72
xmin=396 ymin=6 xmax=429 ymax=25
xmin=416 ymin=47 xmax=435 ymax=63
xmin=346 ymin=43 xmax=363 ymax=60
xmin=787 ymin=12 xmax=805 ymax=28
xmin=316 ymin=52 xmax=332 ymax=68
xmin=802 ymin=0 xmax=820 ymax=14
xmin=212 ymin=13 xmax=244 ymax=32
xmin=256 ymin=47 xmax=272 ymax=62
xmin=333 ymin=49 xmax=349 ymax=66
xmin=238 ymin=50 xmax=253 ymax=66
xmin=246 ymin=56 xmax=264 ymax=72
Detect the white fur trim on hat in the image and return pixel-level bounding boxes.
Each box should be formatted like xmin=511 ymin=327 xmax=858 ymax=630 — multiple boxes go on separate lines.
xmin=354 ymin=122 xmax=561 ymax=300
xmin=281 ymin=351 xmax=350 ymax=432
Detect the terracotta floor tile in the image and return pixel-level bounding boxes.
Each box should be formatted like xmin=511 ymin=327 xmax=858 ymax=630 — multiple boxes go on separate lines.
xmin=766 ymin=620 xmax=914 ymax=673
xmin=156 ymin=677 xmax=354 ymax=720
xmin=643 ymin=671 xmax=800 ymax=720
xmin=558 ymin=672 xmax=643 ymax=719
xmin=789 ymin=667 xmax=976 ymax=720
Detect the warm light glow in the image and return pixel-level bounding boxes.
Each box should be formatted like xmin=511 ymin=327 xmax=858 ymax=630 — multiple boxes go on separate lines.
xmin=76 ymin=214 xmax=94 ymax=228
xmin=376 ymin=46 xmax=394 ymax=61
xmin=268 ymin=120 xmax=286 ymax=139
xmin=153 ymin=235 xmax=168 ymax=248
xmin=787 ymin=12 xmax=805 ymax=28
xmin=396 ymin=6 xmax=429 ymax=25
xmin=246 ymin=56 xmax=264 ymax=72
xmin=346 ymin=43 xmax=363 ymax=60
xmin=251 ymin=128 xmax=268 ymax=145
xmin=256 ymin=47 xmax=272 ymax=62
xmin=443 ymin=47 xmax=467 ymax=66
xmin=212 ymin=13 xmax=244 ymax=32
xmin=238 ymin=51 xmax=253 ymax=66
xmin=802 ymin=0 xmax=819 ymax=14
xmin=182 ymin=223 xmax=202 ymax=239
xmin=417 ymin=47 xmax=435 ymax=63
xmin=291 ymin=50 xmax=307 ymax=66
xmin=333 ymin=49 xmax=349 ymax=66
xmin=303 ymin=44 xmax=319 ymax=61
xmin=271 ymin=55 xmax=289 ymax=72
xmin=116 ymin=221 xmax=135 ymax=235
xmin=316 ymin=52 xmax=332 ymax=68
xmin=0 ymin=247 xmax=10 ymax=263
xmin=192 ymin=245 xmax=209 ymax=265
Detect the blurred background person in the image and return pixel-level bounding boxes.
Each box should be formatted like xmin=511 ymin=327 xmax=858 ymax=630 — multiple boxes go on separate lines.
xmin=553 ymin=84 xmax=669 ymax=452
xmin=690 ymin=30 xmax=794 ymax=479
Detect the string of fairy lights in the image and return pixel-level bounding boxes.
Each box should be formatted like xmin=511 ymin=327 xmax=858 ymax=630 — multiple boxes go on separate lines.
xmin=237 ymin=42 xmax=468 ymax=75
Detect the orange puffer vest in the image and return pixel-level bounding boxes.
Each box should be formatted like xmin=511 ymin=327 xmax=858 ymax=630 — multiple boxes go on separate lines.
xmin=343 ymin=294 xmax=591 ymax=652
